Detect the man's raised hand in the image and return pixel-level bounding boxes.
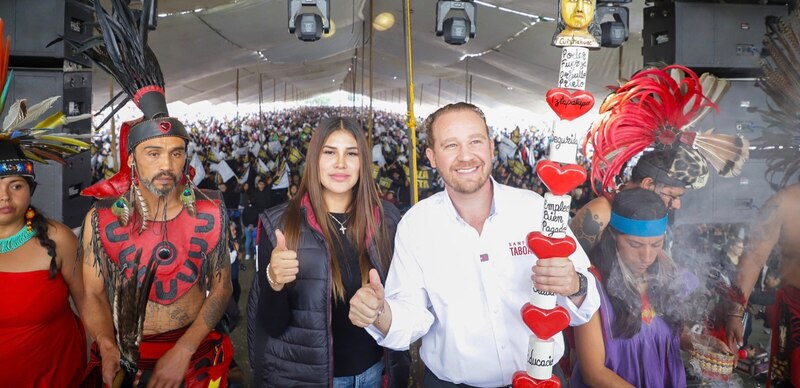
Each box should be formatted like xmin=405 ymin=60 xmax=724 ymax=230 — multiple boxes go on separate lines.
xmin=349 ymin=269 xmax=386 ymax=328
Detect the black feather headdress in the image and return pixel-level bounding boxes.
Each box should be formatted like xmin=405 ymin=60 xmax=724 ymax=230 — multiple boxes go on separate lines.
xmin=62 ymin=0 xmax=190 ymax=199
xmin=754 ymin=11 xmax=800 ymax=189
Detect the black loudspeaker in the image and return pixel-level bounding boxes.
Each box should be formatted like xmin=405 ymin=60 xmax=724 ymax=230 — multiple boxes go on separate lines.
xmin=674 ymin=78 xmax=780 ymax=224
xmin=31 ymin=150 xmax=92 ymax=229
xmin=692 ymin=79 xmax=771 ymax=142
xmin=643 ymin=2 xmax=787 ymax=77
xmin=0 ymin=0 xmax=93 ymax=68
xmin=1 ymin=68 xmax=92 ymax=135
xmin=674 ymin=159 xmax=778 ymax=226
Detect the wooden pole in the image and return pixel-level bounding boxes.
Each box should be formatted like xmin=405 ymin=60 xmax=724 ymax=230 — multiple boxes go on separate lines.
xmin=368 ymin=0 xmax=375 ymax=149
xmin=402 ymin=0 xmax=419 ymax=204
xmin=437 ymin=78 xmax=441 ymax=107
xmin=259 ymin=74 xmax=263 ymax=130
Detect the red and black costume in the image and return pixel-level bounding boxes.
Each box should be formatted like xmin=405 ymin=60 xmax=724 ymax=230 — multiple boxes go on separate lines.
xmin=83 ymin=191 xmax=232 ymax=387
xmin=64 ymin=1 xmax=233 ymax=386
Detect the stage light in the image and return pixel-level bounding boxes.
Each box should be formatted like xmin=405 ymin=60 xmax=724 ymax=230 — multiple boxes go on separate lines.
xmin=373 ymin=12 xmax=396 ymax=31
xmin=435 ymin=0 xmax=477 ymax=45
xmin=287 ymin=0 xmax=330 ymax=42
xmin=596 ymin=2 xmax=630 ymax=48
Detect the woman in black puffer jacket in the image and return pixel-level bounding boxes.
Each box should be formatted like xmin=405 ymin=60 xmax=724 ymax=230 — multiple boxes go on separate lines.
xmin=247 ymin=117 xmax=409 ymax=387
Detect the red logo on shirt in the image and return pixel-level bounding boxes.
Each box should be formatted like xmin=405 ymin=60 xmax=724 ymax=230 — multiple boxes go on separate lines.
xmin=508 ymin=240 xmax=532 ymax=256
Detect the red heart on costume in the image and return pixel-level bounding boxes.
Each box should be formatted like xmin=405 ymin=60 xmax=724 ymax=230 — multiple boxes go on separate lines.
xmin=545 ymin=88 xmax=595 ymax=121
xmin=512 ymin=370 xmax=562 ymax=388
xmin=521 ymin=303 xmax=571 ymax=340
xmin=159 ymin=120 xmax=172 ymax=133
xmin=527 ymin=232 xmax=576 ymax=259
xmin=536 ymin=161 xmax=587 ymax=196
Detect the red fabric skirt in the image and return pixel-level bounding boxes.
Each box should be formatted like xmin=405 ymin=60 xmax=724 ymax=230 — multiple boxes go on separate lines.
xmin=0 ymin=270 xmax=86 ymax=388
xmin=767 ymin=285 xmax=800 ymax=387
xmin=84 ymin=327 xmax=233 ymax=387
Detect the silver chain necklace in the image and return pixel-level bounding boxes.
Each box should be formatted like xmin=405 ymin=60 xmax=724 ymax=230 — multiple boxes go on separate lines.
xmin=329 ymin=213 xmax=349 ymax=234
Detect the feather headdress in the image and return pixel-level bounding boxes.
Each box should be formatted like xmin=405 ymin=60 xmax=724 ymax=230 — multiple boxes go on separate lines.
xmin=61 ymin=0 xmax=190 ymax=199
xmin=753 ymin=11 xmax=800 ymax=189
xmin=0 ymin=18 xmax=90 ymax=178
xmin=112 ymin=249 xmax=158 ymax=377
xmin=585 ymin=65 xmax=749 ymax=196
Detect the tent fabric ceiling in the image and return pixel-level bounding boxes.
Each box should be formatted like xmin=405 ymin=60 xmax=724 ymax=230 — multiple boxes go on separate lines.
xmin=92 ymin=0 xmax=645 ymax=115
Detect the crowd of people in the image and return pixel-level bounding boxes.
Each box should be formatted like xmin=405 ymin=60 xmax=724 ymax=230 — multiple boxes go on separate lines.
xmin=4 ymin=0 xmax=799 ymax=385
xmin=90 ymin=106 xmax=594 ymax=216
xmin=3 ymin=95 xmax=795 ymax=388
xmin=76 ymin=98 xmax=792 ymax=387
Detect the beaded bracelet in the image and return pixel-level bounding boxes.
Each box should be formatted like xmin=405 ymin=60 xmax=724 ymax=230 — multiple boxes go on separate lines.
xmin=266 ymin=263 xmax=279 ymax=287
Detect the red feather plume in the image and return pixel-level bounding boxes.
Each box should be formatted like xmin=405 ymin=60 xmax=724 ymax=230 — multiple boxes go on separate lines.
xmin=584 ymin=65 xmax=717 ymax=196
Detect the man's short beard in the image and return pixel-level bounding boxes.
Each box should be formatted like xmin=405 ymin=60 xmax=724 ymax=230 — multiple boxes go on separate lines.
xmin=447 ymin=177 xmax=488 ymax=195
xmin=442 ymin=165 xmax=490 ymax=195
xmin=142 ymin=172 xmax=179 ymax=196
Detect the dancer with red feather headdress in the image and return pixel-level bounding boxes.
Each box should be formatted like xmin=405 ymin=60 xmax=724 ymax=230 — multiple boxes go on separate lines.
xmin=570 ymin=65 xmax=749 ymax=253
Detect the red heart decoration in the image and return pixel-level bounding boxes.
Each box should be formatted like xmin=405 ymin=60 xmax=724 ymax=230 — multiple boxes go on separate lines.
xmin=512 ymin=371 xmax=562 ymax=388
xmin=159 ymin=120 xmax=172 ymax=133
xmin=536 ymin=161 xmax=587 ymax=196
xmin=527 ymin=232 xmax=576 ymax=259
xmin=521 ymin=303 xmax=571 ymax=340
xmin=545 ymin=88 xmax=595 ymax=121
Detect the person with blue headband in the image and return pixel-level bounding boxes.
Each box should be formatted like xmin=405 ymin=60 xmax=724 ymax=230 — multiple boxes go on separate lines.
xmin=570 ymin=188 xmax=719 ymax=387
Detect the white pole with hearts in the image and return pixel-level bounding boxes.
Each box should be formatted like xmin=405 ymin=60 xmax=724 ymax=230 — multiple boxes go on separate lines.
xmin=512 ymin=44 xmax=594 ymax=388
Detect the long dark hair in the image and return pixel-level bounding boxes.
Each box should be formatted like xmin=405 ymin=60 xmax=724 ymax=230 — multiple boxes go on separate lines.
xmin=31 ymin=206 xmax=59 ymax=279
xmin=22 ymin=177 xmax=59 ymax=279
xmin=590 ymin=188 xmax=683 ymax=338
xmin=282 ymin=117 xmax=391 ymax=302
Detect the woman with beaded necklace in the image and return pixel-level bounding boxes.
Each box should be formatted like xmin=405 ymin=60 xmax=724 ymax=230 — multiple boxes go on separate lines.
xmin=248 ymin=117 xmax=409 ymax=387
xmin=0 ymin=138 xmax=88 ymax=386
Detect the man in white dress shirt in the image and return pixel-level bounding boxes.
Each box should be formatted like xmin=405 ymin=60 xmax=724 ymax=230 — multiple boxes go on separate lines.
xmin=349 ymin=102 xmax=600 ymax=387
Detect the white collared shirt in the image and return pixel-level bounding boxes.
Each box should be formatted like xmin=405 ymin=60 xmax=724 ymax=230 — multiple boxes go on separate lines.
xmin=367 ymin=180 xmax=600 ymax=387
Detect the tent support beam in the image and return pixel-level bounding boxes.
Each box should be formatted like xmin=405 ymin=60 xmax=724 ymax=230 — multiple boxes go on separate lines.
xmin=403 ymin=0 xmax=419 ymax=205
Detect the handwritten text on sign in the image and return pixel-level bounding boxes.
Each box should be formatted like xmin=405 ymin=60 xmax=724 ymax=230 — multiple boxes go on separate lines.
xmin=526 ymin=336 xmax=556 ymax=380
xmin=558 ymin=47 xmax=589 ymax=90
xmin=542 ymin=193 xmax=571 ymax=239
xmin=549 ymin=121 xmax=584 ymax=164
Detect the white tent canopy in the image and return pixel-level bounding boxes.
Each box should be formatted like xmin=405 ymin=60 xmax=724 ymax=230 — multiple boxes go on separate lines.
xmin=91 ymin=0 xmax=645 ymax=116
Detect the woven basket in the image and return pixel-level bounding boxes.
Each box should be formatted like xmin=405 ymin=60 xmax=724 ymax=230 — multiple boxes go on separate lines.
xmin=689 ymin=337 xmax=736 ymax=381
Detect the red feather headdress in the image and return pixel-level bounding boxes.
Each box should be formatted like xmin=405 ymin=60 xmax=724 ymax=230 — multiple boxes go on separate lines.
xmin=585 ymin=65 xmax=749 ymax=197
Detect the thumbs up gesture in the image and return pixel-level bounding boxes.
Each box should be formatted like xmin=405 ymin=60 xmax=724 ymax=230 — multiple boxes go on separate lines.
xmin=349 ymin=269 xmax=388 ymax=329
xmin=267 ymin=229 xmax=299 ymax=291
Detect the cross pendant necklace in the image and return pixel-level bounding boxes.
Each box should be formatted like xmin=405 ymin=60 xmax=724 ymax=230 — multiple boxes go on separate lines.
xmin=329 ymin=213 xmax=349 ymax=234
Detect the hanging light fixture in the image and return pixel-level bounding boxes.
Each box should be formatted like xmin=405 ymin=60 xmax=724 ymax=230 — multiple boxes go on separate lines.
xmin=373 ymin=12 xmax=396 ymax=31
